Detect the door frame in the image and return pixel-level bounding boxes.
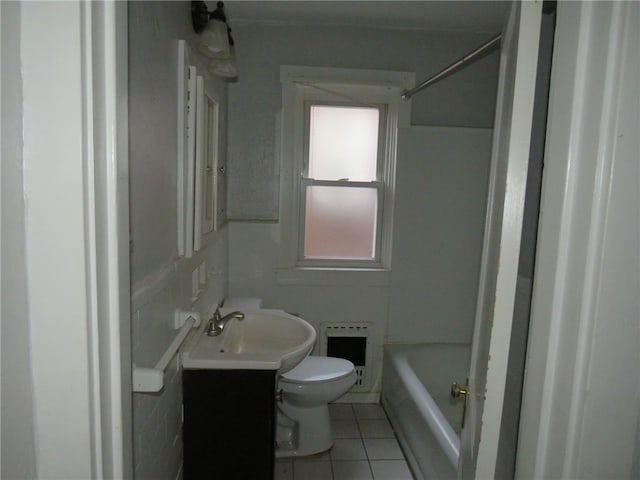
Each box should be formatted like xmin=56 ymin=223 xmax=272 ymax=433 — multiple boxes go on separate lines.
xmin=517 ymin=1 xmax=640 ymax=477
xmin=87 ymin=1 xmax=133 ymax=477
xmin=21 ymin=1 xmax=133 ymax=477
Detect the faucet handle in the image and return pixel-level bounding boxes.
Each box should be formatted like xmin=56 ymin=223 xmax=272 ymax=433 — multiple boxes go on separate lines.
xmin=212 ymin=299 xmax=224 ymax=320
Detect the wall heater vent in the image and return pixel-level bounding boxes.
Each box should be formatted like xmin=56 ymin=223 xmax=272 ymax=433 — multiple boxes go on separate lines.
xmin=320 ymin=323 xmax=372 ymax=393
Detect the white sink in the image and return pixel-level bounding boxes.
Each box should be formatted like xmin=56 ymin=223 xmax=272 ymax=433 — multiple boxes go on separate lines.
xmin=182 ymin=309 xmax=316 ymax=374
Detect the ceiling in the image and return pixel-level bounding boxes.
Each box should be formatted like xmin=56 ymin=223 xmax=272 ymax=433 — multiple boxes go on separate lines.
xmin=219 ymin=1 xmax=509 ymax=34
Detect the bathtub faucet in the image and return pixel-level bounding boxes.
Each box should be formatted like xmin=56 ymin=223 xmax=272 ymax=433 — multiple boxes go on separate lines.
xmin=206 ymin=306 xmax=245 ymax=336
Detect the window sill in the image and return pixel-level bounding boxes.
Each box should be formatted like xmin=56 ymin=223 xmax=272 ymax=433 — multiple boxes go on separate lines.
xmin=275 ymin=267 xmax=391 ymax=287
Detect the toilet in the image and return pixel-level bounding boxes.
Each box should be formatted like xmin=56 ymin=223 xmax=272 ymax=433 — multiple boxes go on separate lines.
xmin=222 ymin=297 xmax=356 ymax=458
xmin=276 ymin=355 xmax=356 ymax=457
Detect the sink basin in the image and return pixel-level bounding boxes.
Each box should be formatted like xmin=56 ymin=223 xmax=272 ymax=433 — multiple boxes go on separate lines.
xmin=182 ymin=309 xmax=316 ymax=374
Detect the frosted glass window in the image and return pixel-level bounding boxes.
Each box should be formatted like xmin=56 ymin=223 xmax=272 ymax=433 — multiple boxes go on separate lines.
xmin=308 ymin=106 xmax=379 ymax=181
xmin=304 ymin=186 xmax=378 ymax=259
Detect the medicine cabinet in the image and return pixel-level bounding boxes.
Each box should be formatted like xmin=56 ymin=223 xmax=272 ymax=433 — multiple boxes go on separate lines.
xmin=177 ymin=40 xmax=226 ymax=258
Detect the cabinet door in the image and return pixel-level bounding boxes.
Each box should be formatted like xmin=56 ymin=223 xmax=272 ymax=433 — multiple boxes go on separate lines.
xmin=183 ymin=370 xmax=276 ymax=479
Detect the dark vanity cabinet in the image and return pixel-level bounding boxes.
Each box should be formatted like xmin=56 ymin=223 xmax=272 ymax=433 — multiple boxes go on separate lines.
xmin=183 ymin=369 xmax=277 ymax=480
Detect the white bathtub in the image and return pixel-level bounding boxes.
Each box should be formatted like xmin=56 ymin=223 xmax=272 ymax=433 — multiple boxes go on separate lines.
xmin=382 ymin=344 xmax=470 ymax=480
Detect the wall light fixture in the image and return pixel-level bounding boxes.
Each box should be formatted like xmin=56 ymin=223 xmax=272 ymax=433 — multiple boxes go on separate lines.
xmin=191 ymin=1 xmax=237 ymax=78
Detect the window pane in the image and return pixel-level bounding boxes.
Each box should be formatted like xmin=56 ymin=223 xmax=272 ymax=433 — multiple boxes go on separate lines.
xmin=304 ymin=186 xmax=377 ymax=259
xmin=308 ymin=106 xmax=379 ymax=181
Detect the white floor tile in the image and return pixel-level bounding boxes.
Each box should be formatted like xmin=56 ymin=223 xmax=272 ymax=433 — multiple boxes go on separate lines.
xmin=363 ymin=438 xmax=404 ymax=460
xmin=330 ymin=439 xmax=367 ymax=461
xmin=293 ymin=460 xmax=333 ymax=480
xmin=274 ymin=460 xmax=293 ymax=480
xmin=332 ymin=460 xmax=374 ymax=480
xmin=357 ymin=419 xmax=394 ymax=438
xmin=370 ymin=460 xmax=413 ymax=480
xmin=353 ymin=404 xmax=387 ymax=420
xmin=279 ymin=405 xmax=411 ymax=480
xmin=329 ymin=403 xmax=355 ymax=420
xmin=332 ymin=419 xmax=361 ymax=439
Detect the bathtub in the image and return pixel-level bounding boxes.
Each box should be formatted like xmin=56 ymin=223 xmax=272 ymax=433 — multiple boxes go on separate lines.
xmin=382 ymin=344 xmax=471 ymax=480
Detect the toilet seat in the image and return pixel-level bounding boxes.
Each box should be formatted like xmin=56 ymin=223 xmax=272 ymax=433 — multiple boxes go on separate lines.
xmin=281 ymin=356 xmax=354 ymax=384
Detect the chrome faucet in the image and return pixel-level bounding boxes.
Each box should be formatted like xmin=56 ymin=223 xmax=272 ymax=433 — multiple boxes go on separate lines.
xmin=206 ymin=305 xmax=244 ymax=336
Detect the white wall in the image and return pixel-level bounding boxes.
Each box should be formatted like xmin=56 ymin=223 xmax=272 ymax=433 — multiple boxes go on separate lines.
xmin=130 ymin=236 xmax=227 ymax=479
xmin=227 ymin=24 xmax=498 ymax=399
xmin=228 ymin=127 xmax=492 ymax=399
xmin=128 ymin=2 xmax=230 ymax=477
xmin=229 ymin=220 xmax=390 ymax=400
xmin=389 ymin=127 xmax=492 ymax=344
xmin=128 ymin=1 xmax=230 ymax=285
xmin=227 ymin=23 xmax=500 ymax=220
xmin=0 ymin=2 xmax=38 ymax=477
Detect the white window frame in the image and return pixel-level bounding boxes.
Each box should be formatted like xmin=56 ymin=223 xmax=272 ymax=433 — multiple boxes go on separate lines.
xmin=300 ymin=101 xmax=387 ymax=265
xmin=279 ymin=66 xmax=414 ymax=271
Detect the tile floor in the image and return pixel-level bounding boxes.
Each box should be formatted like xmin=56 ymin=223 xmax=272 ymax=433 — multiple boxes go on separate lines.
xmin=274 ymin=404 xmax=414 ymax=480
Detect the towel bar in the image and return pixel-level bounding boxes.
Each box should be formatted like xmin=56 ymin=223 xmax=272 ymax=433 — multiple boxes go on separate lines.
xmin=133 ymin=310 xmax=200 ymax=393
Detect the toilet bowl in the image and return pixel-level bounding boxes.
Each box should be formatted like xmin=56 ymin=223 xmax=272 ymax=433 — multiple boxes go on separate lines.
xmin=276 ymin=356 xmax=356 ymax=458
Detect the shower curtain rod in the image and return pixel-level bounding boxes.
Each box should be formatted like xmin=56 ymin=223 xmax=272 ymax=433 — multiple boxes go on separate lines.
xmin=402 ymin=34 xmax=502 ymax=100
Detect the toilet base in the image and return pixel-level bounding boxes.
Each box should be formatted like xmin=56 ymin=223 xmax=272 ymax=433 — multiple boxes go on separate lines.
xmin=275 ymin=403 xmax=333 ymax=458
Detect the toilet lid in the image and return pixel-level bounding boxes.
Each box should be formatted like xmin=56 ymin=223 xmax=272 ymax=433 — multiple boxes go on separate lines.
xmin=281 ymin=356 xmax=355 ymax=383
